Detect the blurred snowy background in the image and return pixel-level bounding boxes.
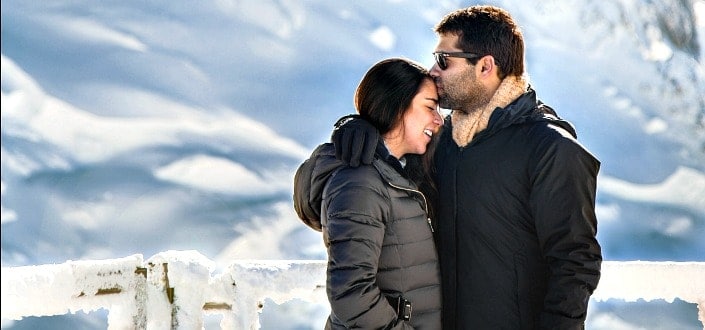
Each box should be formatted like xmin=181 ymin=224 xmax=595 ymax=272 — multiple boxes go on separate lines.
xmin=2 ymin=0 xmax=704 ymax=329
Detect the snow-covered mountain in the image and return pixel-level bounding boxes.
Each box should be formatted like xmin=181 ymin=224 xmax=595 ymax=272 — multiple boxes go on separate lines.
xmin=2 ymin=0 xmax=704 ymax=329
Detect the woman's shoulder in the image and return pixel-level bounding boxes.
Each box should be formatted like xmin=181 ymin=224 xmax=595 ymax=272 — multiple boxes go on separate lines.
xmin=327 ymin=162 xmax=383 ymax=188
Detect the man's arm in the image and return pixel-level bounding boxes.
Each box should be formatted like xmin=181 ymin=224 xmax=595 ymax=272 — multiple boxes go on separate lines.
xmin=532 ymin=137 xmax=602 ymax=329
xmin=331 ymin=114 xmax=379 ymax=167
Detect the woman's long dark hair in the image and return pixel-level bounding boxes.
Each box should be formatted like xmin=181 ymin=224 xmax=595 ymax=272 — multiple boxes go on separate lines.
xmin=406 ymin=135 xmax=440 ymax=225
xmin=354 ymin=58 xmax=428 ymax=135
xmin=354 ymin=57 xmax=440 ymax=223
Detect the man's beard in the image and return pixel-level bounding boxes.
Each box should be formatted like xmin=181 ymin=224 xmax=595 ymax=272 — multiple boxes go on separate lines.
xmin=439 ymin=82 xmax=488 ymax=114
xmin=438 ymin=94 xmax=454 ymax=110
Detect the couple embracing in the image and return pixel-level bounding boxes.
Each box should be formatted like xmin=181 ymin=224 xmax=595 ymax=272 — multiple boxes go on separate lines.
xmin=294 ymin=5 xmax=602 ymax=330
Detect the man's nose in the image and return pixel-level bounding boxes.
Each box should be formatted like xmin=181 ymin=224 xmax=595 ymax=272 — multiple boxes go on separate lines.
xmin=429 ymin=64 xmax=441 ymax=77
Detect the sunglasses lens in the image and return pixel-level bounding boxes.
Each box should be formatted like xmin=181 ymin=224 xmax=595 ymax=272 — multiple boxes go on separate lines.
xmin=435 ymin=53 xmax=447 ymax=70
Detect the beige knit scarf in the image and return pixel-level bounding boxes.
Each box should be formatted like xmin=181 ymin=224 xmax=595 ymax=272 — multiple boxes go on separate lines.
xmin=451 ymin=75 xmax=529 ymax=147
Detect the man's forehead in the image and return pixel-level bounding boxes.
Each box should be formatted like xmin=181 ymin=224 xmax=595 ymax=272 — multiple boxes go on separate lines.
xmin=435 ymin=34 xmax=461 ymax=51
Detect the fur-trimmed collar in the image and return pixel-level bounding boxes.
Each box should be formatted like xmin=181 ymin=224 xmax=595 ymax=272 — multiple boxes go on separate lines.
xmin=451 ymin=75 xmax=529 ymax=147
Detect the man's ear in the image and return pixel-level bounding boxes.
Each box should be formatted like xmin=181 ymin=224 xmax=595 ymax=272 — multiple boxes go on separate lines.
xmin=478 ymin=55 xmax=496 ymax=75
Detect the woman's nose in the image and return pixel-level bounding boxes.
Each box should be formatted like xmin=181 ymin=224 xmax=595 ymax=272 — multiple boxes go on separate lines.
xmin=434 ymin=109 xmax=443 ymax=125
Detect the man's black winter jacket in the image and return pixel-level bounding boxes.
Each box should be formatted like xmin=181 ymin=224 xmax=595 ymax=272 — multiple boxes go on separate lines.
xmin=433 ymin=89 xmax=602 ymax=329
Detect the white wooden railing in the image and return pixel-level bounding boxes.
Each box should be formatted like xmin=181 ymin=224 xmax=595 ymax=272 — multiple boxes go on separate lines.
xmin=2 ymin=251 xmax=704 ymax=329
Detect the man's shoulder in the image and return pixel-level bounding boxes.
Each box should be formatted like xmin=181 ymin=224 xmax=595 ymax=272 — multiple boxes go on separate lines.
xmin=525 ymin=120 xmax=600 ymax=163
xmin=520 ymin=115 xmax=578 ymax=141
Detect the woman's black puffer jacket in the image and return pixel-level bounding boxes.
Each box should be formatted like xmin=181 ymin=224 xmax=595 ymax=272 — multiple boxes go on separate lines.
xmin=293 ymin=142 xmax=442 ymax=330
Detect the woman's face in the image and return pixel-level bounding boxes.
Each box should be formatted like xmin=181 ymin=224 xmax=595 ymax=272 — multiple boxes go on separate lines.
xmin=393 ymin=78 xmax=443 ymax=157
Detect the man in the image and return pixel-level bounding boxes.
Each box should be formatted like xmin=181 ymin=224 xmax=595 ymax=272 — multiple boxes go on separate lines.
xmin=329 ymin=5 xmax=602 ymax=329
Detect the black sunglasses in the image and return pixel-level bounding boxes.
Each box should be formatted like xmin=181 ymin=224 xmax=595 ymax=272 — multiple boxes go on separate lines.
xmin=433 ymin=52 xmax=482 ymax=70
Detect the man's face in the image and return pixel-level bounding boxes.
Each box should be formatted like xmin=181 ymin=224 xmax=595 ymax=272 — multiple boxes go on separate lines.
xmin=430 ymin=33 xmax=488 ymax=112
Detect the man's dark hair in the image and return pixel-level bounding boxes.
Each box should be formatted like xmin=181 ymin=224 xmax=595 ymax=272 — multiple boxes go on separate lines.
xmin=434 ymin=5 xmax=525 ymax=79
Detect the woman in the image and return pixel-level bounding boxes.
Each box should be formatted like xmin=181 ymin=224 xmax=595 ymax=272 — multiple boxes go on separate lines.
xmin=293 ymin=58 xmax=443 ymax=329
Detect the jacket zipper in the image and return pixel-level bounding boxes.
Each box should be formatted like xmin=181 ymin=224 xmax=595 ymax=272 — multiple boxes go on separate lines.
xmin=387 ymin=181 xmax=434 ymax=233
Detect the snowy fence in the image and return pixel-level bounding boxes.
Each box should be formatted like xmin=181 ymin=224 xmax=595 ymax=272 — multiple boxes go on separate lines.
xmin=2 ymin=250 xmax=704 ymax=329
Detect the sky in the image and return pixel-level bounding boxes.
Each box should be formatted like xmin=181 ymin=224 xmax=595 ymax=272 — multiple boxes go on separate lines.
xmin=2 ymin=0 xmax=705 ymax=329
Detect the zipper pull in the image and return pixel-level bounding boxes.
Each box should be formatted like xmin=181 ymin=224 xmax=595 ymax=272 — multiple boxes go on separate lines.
xmin=427 ymin=217 xmax=434 ymax=233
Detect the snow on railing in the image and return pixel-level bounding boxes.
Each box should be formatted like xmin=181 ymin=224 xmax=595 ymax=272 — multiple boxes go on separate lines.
xmin=2 ymin=250 xmax=704 ymax=329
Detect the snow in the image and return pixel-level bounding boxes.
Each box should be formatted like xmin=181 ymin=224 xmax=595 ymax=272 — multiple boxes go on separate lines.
xmin=599 ymin=166 xmax=705 ymax=214
xmin=2 ymin=254 xmax=703 ymax=329
xmin=1 ymin=255 xmax=144 ymax=328
xmin=2 ymin=0 xmax=705 ymax=328
xmin=1 ymin=251 xmax=330 ymax=329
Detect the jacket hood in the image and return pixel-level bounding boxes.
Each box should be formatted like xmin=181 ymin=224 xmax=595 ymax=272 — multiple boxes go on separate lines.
xmin=478 ymin=87 xmax=578 ymax=140
xmin=293 ymin=143 xmax=343 ymax=232
xmin=293 ymin=141 xmax=419 ymax=232
xmin=445 ymin=76 xmax=578 ymax=146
